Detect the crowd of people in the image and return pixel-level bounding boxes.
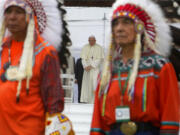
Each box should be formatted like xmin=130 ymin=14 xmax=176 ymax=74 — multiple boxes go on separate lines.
xmin=0 ymin=0 xmax=179 ymax=134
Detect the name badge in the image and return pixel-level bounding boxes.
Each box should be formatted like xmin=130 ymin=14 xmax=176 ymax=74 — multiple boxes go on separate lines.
xmin=115 ymin=106 xmax=130 ymax=122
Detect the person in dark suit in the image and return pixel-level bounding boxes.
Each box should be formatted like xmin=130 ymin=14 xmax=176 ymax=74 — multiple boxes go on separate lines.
xmin=75 ymin=58 xmax=84 ymax=103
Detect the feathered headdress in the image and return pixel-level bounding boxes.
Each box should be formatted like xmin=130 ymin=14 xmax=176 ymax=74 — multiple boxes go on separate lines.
xmin=56 ymin=0 xmax=73 ymax=73
xmin=99 ymin=0 xmax=172 ymax=98
xmin=0 ymin=0 xmax=63 ymax=102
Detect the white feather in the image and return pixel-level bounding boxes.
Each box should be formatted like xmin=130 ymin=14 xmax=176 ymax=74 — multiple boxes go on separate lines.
xmin=0 ymin=0 xmax=63 ymax=50
xmin=111 ymin=0 xmax=172 ymax=56
xmin=40 ymin=0 xmax=63 ymax=50
xmin=0 ymin=0 xmax=5 ymax=18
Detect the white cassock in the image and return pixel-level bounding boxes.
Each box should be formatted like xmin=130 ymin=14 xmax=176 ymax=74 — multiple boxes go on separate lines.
xmin=80 ymin=44 xmax=104 ymax=103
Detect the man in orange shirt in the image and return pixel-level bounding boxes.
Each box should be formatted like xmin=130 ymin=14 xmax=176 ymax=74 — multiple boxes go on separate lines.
xmin=90 ymin=0 xmax=179 ymax=135
xmin=0 ymin=0 xmax=74 ymax=134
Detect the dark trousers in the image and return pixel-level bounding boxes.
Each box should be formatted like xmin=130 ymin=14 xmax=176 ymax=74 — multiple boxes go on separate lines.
xmin=77 ymin=81 xmax=82 ymax=102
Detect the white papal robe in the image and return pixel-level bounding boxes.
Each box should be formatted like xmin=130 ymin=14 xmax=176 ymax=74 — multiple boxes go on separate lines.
xmin=80 ymin=44 xmax=104 ymax=103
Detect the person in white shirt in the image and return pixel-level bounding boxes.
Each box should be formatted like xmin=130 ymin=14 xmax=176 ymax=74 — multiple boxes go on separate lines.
xmin=80 ymin=35 xmax=104 ymax=103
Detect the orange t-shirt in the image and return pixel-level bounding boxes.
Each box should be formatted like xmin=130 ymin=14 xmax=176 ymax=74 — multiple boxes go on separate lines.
xmin=0 ymin=37 xmax=56 ymax=135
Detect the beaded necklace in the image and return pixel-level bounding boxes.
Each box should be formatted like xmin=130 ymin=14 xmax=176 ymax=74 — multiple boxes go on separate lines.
xmin=118 ymin=67 xmax=131 ymax=106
